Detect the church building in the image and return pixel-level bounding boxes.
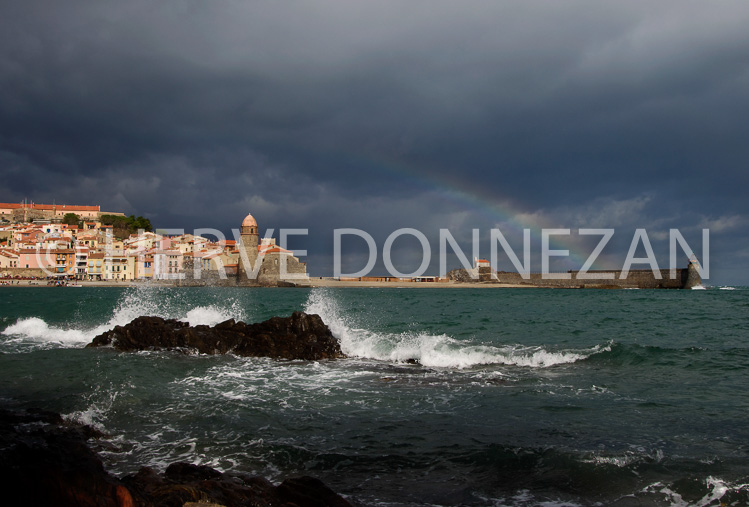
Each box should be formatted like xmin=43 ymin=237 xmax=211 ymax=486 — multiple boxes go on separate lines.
xmin=236 ymin=213 xmax=309 ymax=286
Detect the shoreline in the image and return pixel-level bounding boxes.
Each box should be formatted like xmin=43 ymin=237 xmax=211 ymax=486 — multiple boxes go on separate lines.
xmin=0 ymin=279 xmax=533 ymax=289
xmin=0 ymin=280 xmax=139 ymax=288
xmin=2 ymin=278 xmax=708 ymax=289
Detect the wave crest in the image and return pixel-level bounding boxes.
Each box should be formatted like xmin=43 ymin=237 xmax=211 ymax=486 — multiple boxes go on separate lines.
xmin=304 ymin=289 xmax=608 ymax=369
xmin=1 ymin=287 xmax=247 ymax=350
xmin=2 ymin=317 xmax=91 ymax=345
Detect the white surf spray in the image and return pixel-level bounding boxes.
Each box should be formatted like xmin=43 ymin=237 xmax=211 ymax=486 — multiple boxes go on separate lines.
xmin=638 ymin=477 xmax=749 ymax=507
xmin=303 ymin=288 xmax=608 ymax=369
xmin=2 ymin=317 xmax=92 ymax=346
xmin=179 ymin=305 xmax=241 ymax=327
xmin=63 ymin=388 xmax=121 ymax=432
xmin=1 ymin=286 xmax=247 ymax=349
xmin=108 ymin=286 xmax=246 ymax=327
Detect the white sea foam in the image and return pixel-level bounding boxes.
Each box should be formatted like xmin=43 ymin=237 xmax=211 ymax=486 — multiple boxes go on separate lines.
xmin=1 ymin=286 xmax=246 ymax=349
xmin=62 ymin=386 xmax=123 ymax=432
xmin=1 ymin=317 xmax=92 ymax=345
xmin=637 ymin=477 xmax=749 ymax=507
xmin=64 ymin=403 xmax=109 ymax=431
xmin=179 ymin=305 xmax=241 ymax=326
xmin=476 ymin=490 xmax=583 ymax=507
xmin=304 ymin=289 xmax=608 ymax=369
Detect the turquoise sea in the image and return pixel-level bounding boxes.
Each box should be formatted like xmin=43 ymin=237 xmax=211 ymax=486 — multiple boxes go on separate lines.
xmin=1 ymin=286 xmax=748 ymax=506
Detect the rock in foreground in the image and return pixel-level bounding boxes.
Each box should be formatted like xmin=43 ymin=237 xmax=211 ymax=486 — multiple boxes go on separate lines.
xmin=0 ymin=408 xmax=132 ymax=507
xmin=0 ymin=407 xmax=352 ymax=507
xmin=124 ymin=463 xmax=352 ymax=507
xmin=87 ymin=311 xmax=345 ymax=360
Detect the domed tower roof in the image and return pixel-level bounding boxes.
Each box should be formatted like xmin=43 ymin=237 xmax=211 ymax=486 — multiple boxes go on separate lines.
xmin=241 ymin=213 xmax=257 ymax=228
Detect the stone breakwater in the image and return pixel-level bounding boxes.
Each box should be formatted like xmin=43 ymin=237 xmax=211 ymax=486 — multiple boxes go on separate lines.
xmin=0 ymin=407 xmax=352 ymax=507
xmin=449 ymin=262 xmax=701 ymax=289
xmin=87 ymin=311 xmax=345 ymax=360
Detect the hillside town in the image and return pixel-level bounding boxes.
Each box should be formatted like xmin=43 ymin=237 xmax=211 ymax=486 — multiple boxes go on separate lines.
xmin=0 ymin=201 xmax=303 ymax=285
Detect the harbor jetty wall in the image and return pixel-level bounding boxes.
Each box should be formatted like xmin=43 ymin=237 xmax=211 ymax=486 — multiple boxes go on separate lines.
xmin=484 ymin=263 xmax=700 ymax=289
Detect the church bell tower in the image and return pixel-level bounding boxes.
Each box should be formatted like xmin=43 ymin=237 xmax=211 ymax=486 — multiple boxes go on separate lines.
xmin=237 ymin=213 xmax=259 ymax=283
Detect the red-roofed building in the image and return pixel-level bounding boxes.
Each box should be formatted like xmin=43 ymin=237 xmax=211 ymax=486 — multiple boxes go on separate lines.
xmin=0 ymin=250 xmax=19 ymax=271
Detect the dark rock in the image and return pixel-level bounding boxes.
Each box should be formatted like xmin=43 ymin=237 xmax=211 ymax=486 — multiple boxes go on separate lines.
xmin=277 ymin=476 xmax=354 ymax=507
xmin=122 ymin=465 xmax=354 ymax=507
xmin=87 ymin=311 xmax=345 ymax=360
xmin=0 ymin=407 xmax=354 ymax=507
xmin=0 ymin=407 xmax=135 ymax=507
xmin=164 ymin=462 xmax=223 ymax=482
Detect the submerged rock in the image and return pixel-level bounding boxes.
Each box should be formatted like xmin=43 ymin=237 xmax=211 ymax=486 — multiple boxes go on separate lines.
xmin=87 ymin=311 xmax=345 ymax=360
xmin=0 ymin=407 xmax=353 ymax=507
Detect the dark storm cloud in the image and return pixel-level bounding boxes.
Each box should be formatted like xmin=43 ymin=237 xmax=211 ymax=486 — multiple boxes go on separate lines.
xmin=1 ymin=1 xmax=748 ymax=281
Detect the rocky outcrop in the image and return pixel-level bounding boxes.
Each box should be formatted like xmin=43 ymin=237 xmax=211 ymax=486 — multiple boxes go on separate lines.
xmin=87 ymin=311 xmax=345 ymax=360
xmin=0 ymin=407 xmax=353 ymax=507
xmin=123 ymin=463 xmax=352 ymax=507
xmin=0 ymin=408 xmax=135 ymax=507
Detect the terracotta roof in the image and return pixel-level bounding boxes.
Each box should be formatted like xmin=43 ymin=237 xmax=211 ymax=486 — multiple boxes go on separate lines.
xmin=258 ymin=245 xmax=293 ymax=254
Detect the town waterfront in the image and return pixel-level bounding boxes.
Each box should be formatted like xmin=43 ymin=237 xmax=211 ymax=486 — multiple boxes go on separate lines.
xmin=1 ymin=286 xmax=748 ymax=506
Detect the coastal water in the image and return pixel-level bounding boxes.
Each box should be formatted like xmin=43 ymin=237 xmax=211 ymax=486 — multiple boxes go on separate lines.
xmin=1 ymin=285 xmax=748 ymax=506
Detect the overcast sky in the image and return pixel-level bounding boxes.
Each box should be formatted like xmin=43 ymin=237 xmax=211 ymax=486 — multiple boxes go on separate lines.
xmin=1 ymin=1 xmax=747 ymax=283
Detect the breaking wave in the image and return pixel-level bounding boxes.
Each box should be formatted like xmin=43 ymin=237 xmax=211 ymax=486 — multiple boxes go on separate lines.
xmin=304 ymin=288 xmax=608 ymax=369
xmin=2 ymin=317 xmax=92 ymax=346
xmin=1 ymin=287 xmax=245 ymax=350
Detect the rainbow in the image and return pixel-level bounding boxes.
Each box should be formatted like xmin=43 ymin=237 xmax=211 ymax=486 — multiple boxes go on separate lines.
xmin=338 ymin=150 xmax=595 ymax=270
